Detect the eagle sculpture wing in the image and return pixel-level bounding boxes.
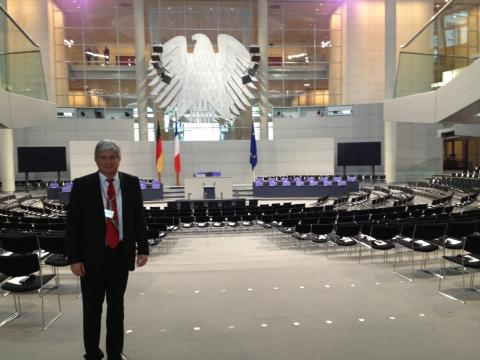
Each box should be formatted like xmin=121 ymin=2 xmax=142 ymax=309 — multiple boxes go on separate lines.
xmin=217 ymin=34 xmax=257 ymax=122
xmin=148 ymin=35 xmax=188 ymax=110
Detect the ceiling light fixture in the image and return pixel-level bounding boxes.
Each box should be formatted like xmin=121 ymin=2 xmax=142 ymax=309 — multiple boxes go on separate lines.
xmin=320 ymin=40 xmax=332 ymax=48
xmin=287 ymin=52 xmax=308 ymax=60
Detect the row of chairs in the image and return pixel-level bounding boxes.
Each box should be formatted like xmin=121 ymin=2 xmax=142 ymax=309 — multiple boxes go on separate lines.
xmin=0 ymin=220 xmax=175 ymax=331
xmin=0 ymin=232 xmax=66 ymax=330
xmin=146 ymin=202 xmax=455 ymax=219
xmin=0 ymin=215 xmax=66 ymax=224
xmin=267 ymin=218 xmax=480 ymax=303
xmin=432 ymin=175 xmax=480 ymax=192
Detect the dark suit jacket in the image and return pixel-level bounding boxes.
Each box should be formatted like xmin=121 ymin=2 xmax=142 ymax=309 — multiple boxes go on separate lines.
xmin=67 ymin=171 xmax=149 ymax=272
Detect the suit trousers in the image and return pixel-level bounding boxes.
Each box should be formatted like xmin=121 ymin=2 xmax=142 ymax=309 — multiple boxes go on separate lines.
xmin=81 ymin=242 xmax=129 ymax=360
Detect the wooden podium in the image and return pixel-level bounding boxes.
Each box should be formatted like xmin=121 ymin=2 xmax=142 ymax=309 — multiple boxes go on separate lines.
xmin=184 ymin=177 xmax=233 ymax=200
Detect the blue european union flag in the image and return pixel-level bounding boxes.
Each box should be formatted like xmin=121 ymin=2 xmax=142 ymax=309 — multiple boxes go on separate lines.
xmin=250 ymin=123 xmax=257 ymax=170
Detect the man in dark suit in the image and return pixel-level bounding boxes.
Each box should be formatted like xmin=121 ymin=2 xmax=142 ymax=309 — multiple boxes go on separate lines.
xmin=67 ymin=139 xmax=149 ymax=360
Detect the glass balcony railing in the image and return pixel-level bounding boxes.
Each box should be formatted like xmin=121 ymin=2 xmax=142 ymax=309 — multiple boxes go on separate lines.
xmin=0 ymin=4 xmax=47 ymax=100
xmin=395 ymin=0 xmax=480 ymax=98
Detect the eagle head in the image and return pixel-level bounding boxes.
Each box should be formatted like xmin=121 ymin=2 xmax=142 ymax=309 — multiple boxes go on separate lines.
xmin=192 ymin=33 xmax=214 ymax=54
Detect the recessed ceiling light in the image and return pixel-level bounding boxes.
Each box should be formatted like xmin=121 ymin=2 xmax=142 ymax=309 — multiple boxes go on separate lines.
xmin=304 ymin=83 xmax=311 ymax=87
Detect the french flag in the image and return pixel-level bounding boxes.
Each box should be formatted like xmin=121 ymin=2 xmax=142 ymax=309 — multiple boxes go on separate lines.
xmin=174 ymin=121 xmax=181 ymax=174
xmin=155 ymin=121 xmax=163 ymax=174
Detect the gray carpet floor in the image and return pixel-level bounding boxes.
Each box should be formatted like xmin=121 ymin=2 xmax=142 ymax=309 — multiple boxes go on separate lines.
xmin=1 ymin=228 xmax=480 ymax=360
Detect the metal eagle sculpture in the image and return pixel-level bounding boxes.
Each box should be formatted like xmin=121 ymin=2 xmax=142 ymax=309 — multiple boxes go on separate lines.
xmin=148 ymin=34 xmax=257 ymax=125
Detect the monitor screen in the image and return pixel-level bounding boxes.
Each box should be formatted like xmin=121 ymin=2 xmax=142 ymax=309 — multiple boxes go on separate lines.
xmin=17 ymin=147 xmax=67 ymax=172
xmin=337 ymin=142 xmax=381 ymax=166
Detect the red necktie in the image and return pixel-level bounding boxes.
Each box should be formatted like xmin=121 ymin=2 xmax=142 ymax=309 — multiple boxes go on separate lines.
xmin=106 ymin=178 xmax=119 ymax=249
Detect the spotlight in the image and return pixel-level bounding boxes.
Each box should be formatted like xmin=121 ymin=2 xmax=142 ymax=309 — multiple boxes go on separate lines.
xmin=251 ymin=55 xmax=261 ymax=62
xmin=152 ymin=44 xmax=163 ymax=53
xmin=152 ymin=62 xmax=161 ymax=70
xmin=242 ymin=75 xmax=252 ymax=85
xmin=161 ymin=71 xmax=172 ymax=84
xmin=252 ymin=63 xmax=260 ymax=70
xmin=247 ymin=68 xmax=257 ymax=77
xmin=249 ymin=45 xmax=260 ymax=54
xmin=151 ymin=54 xmax=161 ymax=62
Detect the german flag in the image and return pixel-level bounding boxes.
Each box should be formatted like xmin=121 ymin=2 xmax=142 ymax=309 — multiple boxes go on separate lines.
xmin=155 ymin=121 xmax=163 ymax=174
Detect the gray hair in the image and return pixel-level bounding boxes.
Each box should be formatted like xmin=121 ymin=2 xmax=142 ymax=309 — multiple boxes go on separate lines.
xmin=94 ymin=139 xmax=121 ymax=159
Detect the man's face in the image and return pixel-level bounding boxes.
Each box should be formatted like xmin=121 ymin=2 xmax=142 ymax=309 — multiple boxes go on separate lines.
xmin=95 ymin=149 xmax=120 ymax=178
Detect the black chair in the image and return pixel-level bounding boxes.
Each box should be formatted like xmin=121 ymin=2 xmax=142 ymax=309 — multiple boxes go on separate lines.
xmin=394 ymin=222 xmax=447 ymax=281
xmin=180 ymin=216 xmax=195 ymax=229
xmin=194 ymin=215 xmax=211 ymax=229
xmin=332 ymin=223 xmax=361 ymax=256
xmin=211 ymin=215 xmax=225 ymax=228
xmin=308 ymin=223 xmax=334 ymax=246
xmin=301 ymin=217 xmax=318 ymax=225
xmin=359 ymin=224 xmax=400 ymax=263
xmin=439 ymin=234 xmax=480 ymax=303
xmin=38 ymin=232 xmax=69 ymax=288
xmin=354 ymin=213 xmax=371 ymax=222
xmin=271 ymin=214 xmax=288 ymax=228
xmin=292 ymin=224 xmax=311 ymax=247
xmin=226 ymin=215 xmax=240 ymax=228
xmin=146 ymin=223 xmax=169 ymax=249
xmin=241 ymin=215 xmax=256 ymax=227
xmin=277 ymin=218 xmax=299 ymax=245
xmin=0 ymin=233 xmax=62 ymax=329
xmin=440 ymin=220 xmax=478 ymax=252
xmin=257 ymin=214 xmax=273 ymax=229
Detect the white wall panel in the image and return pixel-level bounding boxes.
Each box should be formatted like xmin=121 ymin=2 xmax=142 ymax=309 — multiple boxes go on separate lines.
xmin=68 ymin=138 xmax=334 ymax=186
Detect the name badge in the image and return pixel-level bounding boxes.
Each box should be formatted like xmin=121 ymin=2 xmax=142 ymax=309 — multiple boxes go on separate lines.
xmin=104 ymin=209 xmax=115 ymax=219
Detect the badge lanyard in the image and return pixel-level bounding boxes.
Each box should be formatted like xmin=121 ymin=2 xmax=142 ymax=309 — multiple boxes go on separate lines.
xmin=101 ymin=180 xmax=121 ymax=230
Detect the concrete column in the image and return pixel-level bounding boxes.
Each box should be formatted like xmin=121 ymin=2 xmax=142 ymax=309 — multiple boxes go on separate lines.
xmin=134 ymin=0 xmax=148 ymax=141
xmin=342 ymin=0 xmax=385 ymax=104
xmin=384 ymin=0 xmax=397 ymax=183
xmin=257 ymin=0 xmax=269 ymax=140
xmin=0 ymin=129 xmax=15 ymax=193
xmin=7 ymin=0 xmax=56 ymax=102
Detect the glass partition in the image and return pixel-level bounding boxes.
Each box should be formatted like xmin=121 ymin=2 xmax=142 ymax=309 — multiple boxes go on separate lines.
xmin=0 ymin=4 xmax=47 ymax=100
xmin=395 ymin=0 xmax=480 ymax=98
